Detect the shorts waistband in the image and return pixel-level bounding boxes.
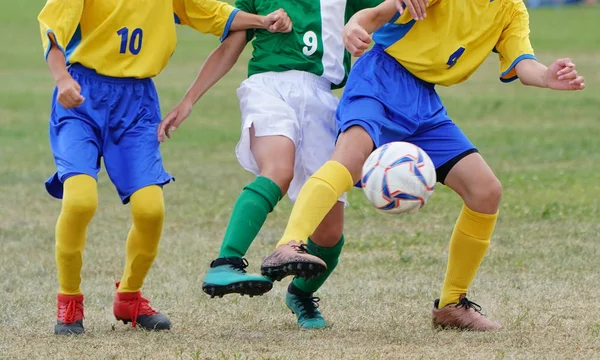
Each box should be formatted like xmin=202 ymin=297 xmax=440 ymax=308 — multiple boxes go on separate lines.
xmin=370 ymin=44 xmax=434 ymax=87
xmin=252 ymin=70 xmax=332 ymax=91
xmin=68 ymin=63 xmax=152 ymax=85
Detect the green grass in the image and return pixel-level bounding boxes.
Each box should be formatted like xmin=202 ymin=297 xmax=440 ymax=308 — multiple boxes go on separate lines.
xmin=1 ymin=2 xmax=600 ymax=359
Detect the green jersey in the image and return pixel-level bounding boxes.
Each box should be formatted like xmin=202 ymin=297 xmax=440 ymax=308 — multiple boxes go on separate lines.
xmin=234 ymin=0 xmax=382 ymax=89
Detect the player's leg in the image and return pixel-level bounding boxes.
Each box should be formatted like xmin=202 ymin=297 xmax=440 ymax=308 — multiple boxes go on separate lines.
xmin=407 ymin=101 xmax=501 ymax=330
xmin=203 ymin=75 xmax=318 ymax=298
xmin=432 ymin=151 xmax=502 ymax=331
xmin=47 ymin=67 xmax=104 ymax=335
xmin=54 ymin=175 xmax=98 ymax=335
xmin=203 ymin=129 xmax=293 ymax=297
xmin=260 ymin=126 xmax=372 ymax=279
xmin=286 ymin=201 xmax=345 ymax=329
xmin=103 ymin=78 xmax=173 ymax=331
xmin=276 ymin=84 xmax=346 ymax=329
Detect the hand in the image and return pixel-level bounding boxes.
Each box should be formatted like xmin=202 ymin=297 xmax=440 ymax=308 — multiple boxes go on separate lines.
xmin=263 ymin=8 xmax=292 ymax=33
xmin=545 ymin=58 xmax=585 ymax=91
xmin=56 ymin=75 xmax=84 ymax=109
xmin=396 ymin=0 xmax=428 ymax=21
xmin=157 ymin=100 xmax=193 ymax=142
xmin=343 ymin=22 xmax=372 ymax=57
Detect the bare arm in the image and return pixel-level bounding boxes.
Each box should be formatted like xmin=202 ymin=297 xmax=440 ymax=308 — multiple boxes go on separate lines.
xmin=515 ymin=59 xmax=547 ymax=87
xmin=47 ymin=44 xmax=69 ymax=83
xmin=183 ymin=31 xmax=247 ymax=105
xmin=516 ymin=58 xmax=585 ymax=90
xmin=230 ymin=9 xmax=292 ymax=33
xmin=46 ymin=37 xmax=84 ymax=108
xmin=351 ymin=0 xmax=397 ymax=34
xmin=158 ymin=31 xmax=247 ymax=141
xmin=344 ymin=0 xmax=397 ymax=57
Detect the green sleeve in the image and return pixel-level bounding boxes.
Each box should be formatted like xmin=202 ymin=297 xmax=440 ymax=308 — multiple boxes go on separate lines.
xmin=234 ymin=0 xmax=256 ymax=42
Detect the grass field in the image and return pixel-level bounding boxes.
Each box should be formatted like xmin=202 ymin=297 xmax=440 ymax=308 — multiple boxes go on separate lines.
xmin=1 ymin=2 xmax=599 ymax=359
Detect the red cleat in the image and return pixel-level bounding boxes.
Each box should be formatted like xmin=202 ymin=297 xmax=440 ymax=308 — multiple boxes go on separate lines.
xmin=55 ymin=294 xmax=85 ymax=335
xmin=113 ymin=282 xmax=171 ymax=331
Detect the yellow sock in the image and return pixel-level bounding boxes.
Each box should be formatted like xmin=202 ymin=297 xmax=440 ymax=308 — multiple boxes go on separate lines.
xmin=118 ymin=186 xmax=165 ymax=293
xmin=56 ymin=175 xmax=98 ymax=295
xmin=276 ymin=161 xmax=353 ymax=247
xmin=439 ymin=204 xmax=498 ymax=308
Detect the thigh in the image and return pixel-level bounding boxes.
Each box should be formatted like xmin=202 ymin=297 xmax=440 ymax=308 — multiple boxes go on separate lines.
xmin=407 ymin=120 xmax=478 ymax=184
xmin=235 ymin=76 xmax=300 ymax=177
xmin=237 ymin=76 xmax=300 ymax=142
xmin=46 ymin=85 xmax=104 ymax=199
xmin=49 ymin=112 xmax=102 ymax=180
xmin=288 ymin=89 xmax=340 ymax=201
xmin=250 ymin=128 xmax=296 ymax=191
xmin=103 ymin=86 xmax=173 ymax=204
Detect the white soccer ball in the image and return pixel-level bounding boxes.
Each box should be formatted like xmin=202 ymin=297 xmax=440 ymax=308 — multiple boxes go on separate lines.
xmin=361 ymin=142 xmax=436 ymax=214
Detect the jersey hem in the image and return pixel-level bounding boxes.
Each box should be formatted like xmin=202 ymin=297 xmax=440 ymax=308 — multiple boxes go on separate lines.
xmin=499 ymin=54 xmax=536 ymax=83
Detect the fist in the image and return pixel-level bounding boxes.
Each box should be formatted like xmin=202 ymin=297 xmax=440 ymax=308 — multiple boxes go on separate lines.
xmin=343 ymin=23 xmax=371 ymax=57
xmin=56 ymin=76 xmax=85 ymax=109
xmin=264 ymin=9 xmax=292 ymax=33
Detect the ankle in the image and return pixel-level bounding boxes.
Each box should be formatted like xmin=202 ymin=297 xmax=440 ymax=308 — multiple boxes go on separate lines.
xmin=288 ymin=283 xmax=312 ymax=297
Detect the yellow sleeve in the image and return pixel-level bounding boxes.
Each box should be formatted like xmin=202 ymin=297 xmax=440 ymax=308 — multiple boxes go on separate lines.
xmin=38 ymin=0 xmax=84 ymax=61
xmin=495 ymin=1 xmax=536 ymax=83
xmin=173 ymin=0 xmax=239 ymax=41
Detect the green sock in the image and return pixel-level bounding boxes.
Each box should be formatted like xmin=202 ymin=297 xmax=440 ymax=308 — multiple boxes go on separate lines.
xmin=292 ymin=235 xmax=345 ymax=294
xmin=218 ymin=176 xmax=282 ymax=258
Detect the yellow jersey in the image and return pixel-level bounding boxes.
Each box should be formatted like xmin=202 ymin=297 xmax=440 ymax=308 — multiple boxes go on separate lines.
xmin=38 ymin=0 xmax=238 ymax=79
xmin=373 ymin=0 xmax=535 ymax=86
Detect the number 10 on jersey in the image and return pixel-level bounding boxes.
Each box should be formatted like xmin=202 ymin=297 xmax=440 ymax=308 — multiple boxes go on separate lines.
xmin=117 ymin=27 xmax=143 ymax=55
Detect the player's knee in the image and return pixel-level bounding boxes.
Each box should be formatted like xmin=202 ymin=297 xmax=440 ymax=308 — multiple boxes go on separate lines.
xmin=130 ymin=187 xmax=165 ymax=228
xmin=260 ymin=165 xmax=294 ymax=195
xmin=470 ymin=176 xmax=503 ymax=210
xmin=61 ymin=193 xmax=98 ymax=221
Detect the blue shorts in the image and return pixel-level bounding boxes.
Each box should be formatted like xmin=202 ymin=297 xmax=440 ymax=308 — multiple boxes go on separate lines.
xmin=337 ymin=45 xmax=477 ymax=184
xmin=46 ymin=64 xmax=173 ymax=204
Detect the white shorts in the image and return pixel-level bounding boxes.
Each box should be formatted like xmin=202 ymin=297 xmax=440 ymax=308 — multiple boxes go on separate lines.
xmin=235 ymin=70 xmax=347 ymax=204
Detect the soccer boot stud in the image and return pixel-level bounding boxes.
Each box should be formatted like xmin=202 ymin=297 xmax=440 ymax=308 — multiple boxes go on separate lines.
xmin=202 ymin=257 xmax=273 ymax=298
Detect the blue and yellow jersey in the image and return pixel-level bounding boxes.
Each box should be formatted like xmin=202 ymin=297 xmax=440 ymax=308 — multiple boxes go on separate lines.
xmin=373 ymin=0 xmax=535 ymax=86
xmin=38 ymin=0 xmax=239 ymax=79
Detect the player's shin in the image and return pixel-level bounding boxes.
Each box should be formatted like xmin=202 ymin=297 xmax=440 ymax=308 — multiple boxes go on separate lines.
xmin=219 ymin=176 xmax=282 ymax=258
xmin=119 ymin=185 xmax=164 ymax=293
xmin=202 ymin=176 xmax=281 ymax=298
xmin=439 ymin=204 xmax=498 ymax=308
xmin=56 ymin=175 xmax=98 ymax=295
xmin=291 ymin=235 xmax=344 ymax=294
xmin=276 ymin=161 xmax=353 ymax=247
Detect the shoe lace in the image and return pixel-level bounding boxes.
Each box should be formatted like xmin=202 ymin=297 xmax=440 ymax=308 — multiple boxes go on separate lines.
xmin=296 ymin=296 xmax=321 ymax=319
xmin=291 ymin=243 xmax=309 ymax=254
xmin=126 ymin=297 xmax=157 ymax=327
xmin=455 ymin=296 xmax=483 ymax=314
xmin=59 ymin=299 xmax=83 ymax=323
xmin=228 ymin=258 xmax=249 ymax=274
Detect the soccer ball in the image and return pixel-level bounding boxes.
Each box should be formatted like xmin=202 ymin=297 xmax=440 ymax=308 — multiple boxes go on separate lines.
xmin=361 ymin=142 xmax=436 ymax=214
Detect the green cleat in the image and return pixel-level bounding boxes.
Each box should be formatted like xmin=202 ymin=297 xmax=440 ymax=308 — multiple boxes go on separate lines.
xmin=286 ymin=284 xmax=326 ymax=329
xmin=202 ymin=257 xmax=273 ymax=298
